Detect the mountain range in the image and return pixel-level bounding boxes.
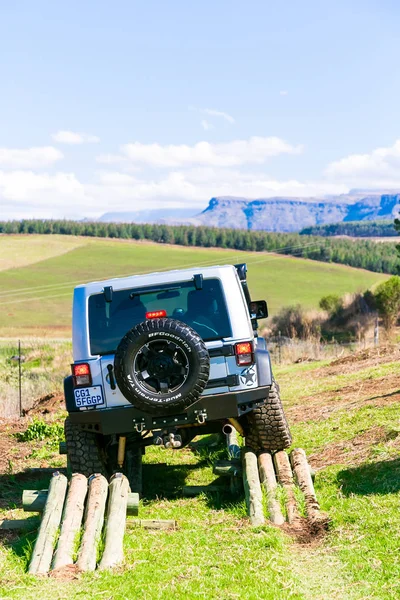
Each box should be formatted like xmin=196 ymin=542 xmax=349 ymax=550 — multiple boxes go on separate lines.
xmin=97 ymin=190 xmax=400 ymax=233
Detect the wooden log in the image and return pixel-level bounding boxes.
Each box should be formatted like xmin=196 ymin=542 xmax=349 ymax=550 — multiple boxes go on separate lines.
xmin=290 ymin=448 xmax=329 ymax=528
xmin=258 ymin=452 xmax=285 ymax=525
xmin=0 ymin=518 xmax=39 ymax=531
xmin=242 ymin=447 xmax=265 ymax=527
xmin=126 ymin=519 xmax=176 ymax=530
xmin=23 ymin=490 xmax=139 ymax=517
xmin=76 ymin=474 xmax=108 ymax=572
xmin=22 ymin=490 xmax=48 ymax=512
xmin=28 ymin=472 xmax=68 ymax=575
xmin=98 ymin=473 xmax=130 ymax=570
xmin=273 ymin=451 xmax=301 ymax=525
xmin=212 ymin=459 xmax=242 ymax=477
xmin=182 ymin=485 xmax=222 ymax=497
xmin=51 ymin=474 xmax=88 ymax=571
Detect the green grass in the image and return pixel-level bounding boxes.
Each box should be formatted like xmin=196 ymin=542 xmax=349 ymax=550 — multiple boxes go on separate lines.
xmin=0 ymin=235 xmax=86 ymax=273
xmin=0 ymin=235 xmax=388 ymax=334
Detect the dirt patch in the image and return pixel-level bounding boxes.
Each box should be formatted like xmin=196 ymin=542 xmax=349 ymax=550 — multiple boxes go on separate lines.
xmin=50 ymin=564 xmax=81 ymax=580
xmin=23 ymin=393 xmax=64 ymax=417
xmin=282 ymin=514 xmax=330 ymax=545
xmin=308 ymin=426 xmax=395 ymax=468
xmin=288 ymin=373 xmax=400 ymax=424
xmin=316 ymin=345 xmax=400 ymax=378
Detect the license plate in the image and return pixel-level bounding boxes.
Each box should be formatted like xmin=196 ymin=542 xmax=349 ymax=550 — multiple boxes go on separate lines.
xmin=74 ymin=386 xmax=104 ymax=408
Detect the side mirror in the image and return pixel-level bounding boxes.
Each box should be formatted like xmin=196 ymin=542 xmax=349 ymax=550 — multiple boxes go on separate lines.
xmin=249 ymin=300 xmax=268 ymax=319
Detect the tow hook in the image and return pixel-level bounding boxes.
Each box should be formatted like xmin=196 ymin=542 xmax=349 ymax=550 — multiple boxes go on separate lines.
xmin=133 ymin=422 xmax=146 ymax=433
xmin=195 ymin=410 xmax=207 ymax=424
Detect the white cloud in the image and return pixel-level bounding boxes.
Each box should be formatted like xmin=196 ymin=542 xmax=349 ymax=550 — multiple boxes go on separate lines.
xmin=201 ymin=108 xmax=235 ymax=124
xmin=1 ymin=165 xmax=348 ymax=221
xmin=201 ymin=119 xmax=213 ymax=131
xmin=0 ymin=170 xmax=86 ymax=202
xmin=0 ymin=147 xmax=63 ymax=169
xmin=102 ymin=136 xmax=303 ymax=169
xmin=52 ymin=130 xmax=100 ymax=144
xmin=325 ymin=139 xmax=400 ymax=187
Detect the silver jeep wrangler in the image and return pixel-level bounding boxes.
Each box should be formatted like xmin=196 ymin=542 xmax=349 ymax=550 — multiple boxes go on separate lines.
xmin=64 ymin=263 xmax=292 ymax=489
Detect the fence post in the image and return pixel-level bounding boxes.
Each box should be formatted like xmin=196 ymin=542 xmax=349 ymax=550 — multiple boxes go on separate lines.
xmin=18 ymin=339 xmax=22 ymax=417
xmin=278 ymin=331 xmax=282 ymax=364
xmin=374 ymin=317 xmax=379 ymax=347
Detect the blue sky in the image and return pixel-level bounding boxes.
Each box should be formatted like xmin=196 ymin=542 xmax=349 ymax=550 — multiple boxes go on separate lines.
xmin=1 ymin=0 xmax=400 ymax=219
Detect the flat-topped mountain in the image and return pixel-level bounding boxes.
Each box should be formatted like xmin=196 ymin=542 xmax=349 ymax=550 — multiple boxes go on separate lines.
xmin=97 ymin=191 xmax=400 ymax=232
xmin=192 ymin=192 xmax=400 ymax=232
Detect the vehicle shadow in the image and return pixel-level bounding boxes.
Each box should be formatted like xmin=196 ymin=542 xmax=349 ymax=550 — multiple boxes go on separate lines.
xmin=0 ymin=469 xmax=58 ymax=563
xmin=337 ymin=457 xmax=400 ymax=496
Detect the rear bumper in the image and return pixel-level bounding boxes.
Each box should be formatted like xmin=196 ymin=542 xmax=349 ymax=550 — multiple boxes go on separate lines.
xmin=68 ymin=385 xmax=270 ymax=435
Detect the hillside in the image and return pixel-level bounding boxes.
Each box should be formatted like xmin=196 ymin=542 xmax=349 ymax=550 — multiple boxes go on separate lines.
xmin=0 ymin=235 xmax=388 ymax=336
xmin=1 ymin=346 xmax=400 ymax=598
xmin=300 ymin=220 xmax=398 ymax=238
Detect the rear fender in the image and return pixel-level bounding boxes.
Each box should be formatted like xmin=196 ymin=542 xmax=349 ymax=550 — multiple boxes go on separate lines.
xmin=255 ymin=340 xmax=272 ymax=387
xmin=63 ymin=375 xmax=77 ymax=412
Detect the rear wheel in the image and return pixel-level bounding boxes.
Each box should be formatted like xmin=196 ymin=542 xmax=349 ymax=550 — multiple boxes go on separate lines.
xmin=244 ymin=379 xmax=292 ymax=453
xmin=64 ymin=417 xmax=107 ymax=477
xmin=65 ymin=418 xmax=144 ymax=493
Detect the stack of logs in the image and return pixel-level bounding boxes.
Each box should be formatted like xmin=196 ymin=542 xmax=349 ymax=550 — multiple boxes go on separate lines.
xmin=210 ymin=423 xmax=324 ymax=528
xmin=27 ymin=472 xmax=136 ymax=575
xmin=215 ymin=443 xmax=326 ymax=529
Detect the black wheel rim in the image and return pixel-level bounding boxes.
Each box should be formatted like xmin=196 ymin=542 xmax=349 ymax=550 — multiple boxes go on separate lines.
xmin=133 ymin=339 xmax=189 ymax=395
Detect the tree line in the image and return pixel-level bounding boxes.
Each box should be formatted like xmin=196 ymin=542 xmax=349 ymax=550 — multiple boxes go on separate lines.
xmin=0 ymin=218 xmax=398 ymax=274
xmin=300 ymin=220 xmax=397 ymax=237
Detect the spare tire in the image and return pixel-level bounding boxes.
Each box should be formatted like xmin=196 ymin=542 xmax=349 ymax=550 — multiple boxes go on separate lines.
xmin=114 ymin=318 xmax=210 ymax=415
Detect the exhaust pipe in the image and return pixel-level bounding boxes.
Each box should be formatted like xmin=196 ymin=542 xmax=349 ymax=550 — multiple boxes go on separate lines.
xmin=222 ymin=423 xmax=233 ymax=436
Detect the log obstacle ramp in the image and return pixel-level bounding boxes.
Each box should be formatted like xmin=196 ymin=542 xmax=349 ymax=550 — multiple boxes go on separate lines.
xmin=19 ymin=472 xmax=175 ymax=575
xmin=187 ymin=425 xmax=328 ymax=533
xmin=2 ymin=432 xmax=327 ymax=575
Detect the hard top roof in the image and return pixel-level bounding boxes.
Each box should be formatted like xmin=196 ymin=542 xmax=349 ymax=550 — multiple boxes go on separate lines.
xmin=74 ymin=264 xmax=237 ymax=294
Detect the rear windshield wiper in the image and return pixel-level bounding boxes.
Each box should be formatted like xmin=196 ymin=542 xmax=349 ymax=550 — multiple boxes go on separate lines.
xmin=130 ymin=286 xmax=180 ymax=298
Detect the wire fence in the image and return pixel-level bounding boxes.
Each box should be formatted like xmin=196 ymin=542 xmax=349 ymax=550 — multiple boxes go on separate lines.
xmin=267 ymin=336 xmax=381 ymax=365
xmin=0 ymin=339 xmax=72 ymax=419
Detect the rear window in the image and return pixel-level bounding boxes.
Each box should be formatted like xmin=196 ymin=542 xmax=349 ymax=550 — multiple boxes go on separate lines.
xmin=88 ymin=278 xmax=232 ymax=355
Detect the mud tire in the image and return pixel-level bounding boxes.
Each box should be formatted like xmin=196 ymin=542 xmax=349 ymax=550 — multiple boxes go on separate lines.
xmin=64 ymin=417 xmax=107 ymax=477
xmin=244 ymin=379 xmax=292 ymax=453
xmin=114 ymin=318 xmax=210 ymax=415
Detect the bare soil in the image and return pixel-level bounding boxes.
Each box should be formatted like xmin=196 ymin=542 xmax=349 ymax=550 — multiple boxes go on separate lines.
xmin=0 ymin=393 xmax=65 ymax=477
xmin=287 ymin=372 xmax=400 ymax=424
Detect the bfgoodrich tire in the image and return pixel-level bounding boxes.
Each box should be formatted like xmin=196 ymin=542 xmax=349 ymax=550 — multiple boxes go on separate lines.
xmin=244 ymin=379 xmax=292 ymax=453
xmin=64 ymin=417 xmax=107 ymax=477
xmin=114 ymin=318 xmax=210 ymax=415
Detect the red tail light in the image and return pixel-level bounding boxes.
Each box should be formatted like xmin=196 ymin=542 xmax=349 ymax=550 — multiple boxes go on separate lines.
xmin=72 ymin=362 xmax=92 ymax=386
xmin=235 ymin=342 xmax=254 ymax=366
xmin=146 ymin=310 xmax=167 ymax=319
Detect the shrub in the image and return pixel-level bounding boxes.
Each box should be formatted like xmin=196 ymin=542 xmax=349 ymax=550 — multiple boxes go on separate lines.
xmin=319 ymin=294 xmax=343 ymax=315
xmin=374 ymin=276 xmax=400 ymax=331
xmin=271 ymin=305 xmax=322 ymax=340
xmin=16 ymin=418 xmax=64 ymax=443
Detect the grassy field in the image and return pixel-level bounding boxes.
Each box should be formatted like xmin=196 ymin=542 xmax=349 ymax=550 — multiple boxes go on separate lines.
xmin=1 ymin=346 xmax=400 ymax=598
xmin=0 ymin=235 xmax=388 ymax=335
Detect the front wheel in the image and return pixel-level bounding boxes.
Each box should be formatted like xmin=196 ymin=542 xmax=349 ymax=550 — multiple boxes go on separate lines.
xmin=244 ymin=379 xmax=292 ymax=453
